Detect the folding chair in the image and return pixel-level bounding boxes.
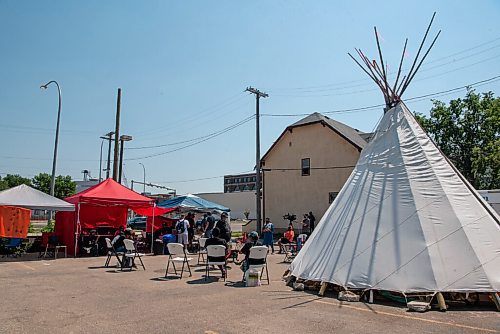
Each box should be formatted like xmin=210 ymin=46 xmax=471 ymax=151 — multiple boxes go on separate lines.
xmin=104 ymin=238 xmax=123 ymax=267
xmin=42 ymin=235 xmax=67 ymax=259
xmin=197 ymin=237 xmax=208 ymax=264
xmin=283 ymin=242 xmax=297 ymax=263
xmin=1 ymin=238 xmax=22 ymax=258
xmin=248 ymin=245 xmax=270 ymax=285
xmin=205 ymin=245 xmax=227 ymax=281
xmin=165 ymin=243 xmax=192 ymax=279
xmin=121 ymin=239 xmax=146 ymax=271
xmin=296 ymin=234 xmax=308 ymax=251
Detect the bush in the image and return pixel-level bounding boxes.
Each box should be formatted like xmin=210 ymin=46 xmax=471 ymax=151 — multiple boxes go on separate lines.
xmin=41 ymin=220 xmax=55 ymax=233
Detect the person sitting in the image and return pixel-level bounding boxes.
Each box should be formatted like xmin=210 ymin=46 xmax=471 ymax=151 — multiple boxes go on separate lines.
xmin=114 ymin=225 xmax=124 ymax=237
xmin=154 ymin=223 xmax=169 ymax=240
xmin=277 ymin=226 xmax=295 ymax=254
xmin=204 ymin=228 xmax=228 ymax=278
xmin=82 ymin=229 xmax=98 ymax=256
xmin=112 ymin=228 xmax=132 ymax=253
xmin=237 ymin=231 xmax=264 ymax=275
xmin=112 ymin=229 xmax=135 ymax=267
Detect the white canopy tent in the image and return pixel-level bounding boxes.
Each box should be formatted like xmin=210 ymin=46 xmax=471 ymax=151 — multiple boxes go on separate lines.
xmin=0 ymin=184 xmax=75 ymax=211
xmin=290 ymin=102 xmax=500 ymax=293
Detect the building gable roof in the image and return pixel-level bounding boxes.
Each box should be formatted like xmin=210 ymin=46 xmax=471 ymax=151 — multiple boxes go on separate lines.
xmin=262 ymin=112 xmax=368 ymax=163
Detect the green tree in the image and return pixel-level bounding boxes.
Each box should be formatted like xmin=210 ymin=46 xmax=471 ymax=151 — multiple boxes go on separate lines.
xmin=32 ymin=173 xmax=77 ymax=199
xmin=414 ymin=89 xmax=500 ymax=189
xmin=0 ymin=174 xmax=32 ymax=190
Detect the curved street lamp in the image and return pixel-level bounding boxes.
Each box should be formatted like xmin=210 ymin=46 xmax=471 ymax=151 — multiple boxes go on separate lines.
xmin=40 ymin=80 xmax=62 ymax=199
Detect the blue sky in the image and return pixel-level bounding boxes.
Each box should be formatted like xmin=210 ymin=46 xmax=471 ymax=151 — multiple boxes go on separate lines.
xmin=1 ymin=1 xmax=499 ymax=194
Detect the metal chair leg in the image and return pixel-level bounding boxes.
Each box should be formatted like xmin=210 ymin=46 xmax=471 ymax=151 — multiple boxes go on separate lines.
xmin=180 ymin=260 xmax=185 ymax=279
xmin=186 ymin=260 xmax=192 ymax=277
xmin=165 ymin=257 xmax=171 ymax=277
xmin=137 ymin=255 xmax=145 ymax=270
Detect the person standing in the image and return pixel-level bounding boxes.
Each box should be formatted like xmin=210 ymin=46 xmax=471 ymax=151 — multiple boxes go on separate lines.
xmin=302 ymin=214 xmax=311 ymax=236
xmin=215 ymin=212 xmax=232 ymax=242
xmin=308 ymin=211 xmax=316 ymax=232
xmin=262 ymin=217 xmax=275 ymax=254
xmin=175 ymin=214 xmax=190 ymax=250
xmin=186 ymin=212 xmax=195 ymax=251
xmin=204 ymin=212 xmax=216 ymax=238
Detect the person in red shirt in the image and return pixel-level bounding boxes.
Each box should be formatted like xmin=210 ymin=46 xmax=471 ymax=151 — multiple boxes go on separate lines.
xmin=278 ymin=226 xmax=295 ymax=254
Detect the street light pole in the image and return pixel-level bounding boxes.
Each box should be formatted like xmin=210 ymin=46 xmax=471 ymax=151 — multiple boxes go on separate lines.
xmin=139 ymin=163 xmax=146 ymax=194
xmin=118 ymin=135 xmax=132 ymax=184
xmin=40 ymin=80 xmax=62 ymax=201
xmin=102 ymin=131 xmax=114 ymax=179
xmin=99 ymin=139 xmax=104 ymax=182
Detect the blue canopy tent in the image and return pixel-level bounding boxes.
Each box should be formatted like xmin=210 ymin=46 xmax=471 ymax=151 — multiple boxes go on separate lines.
xmin=157 ymin=194 xmax=230 ymax=212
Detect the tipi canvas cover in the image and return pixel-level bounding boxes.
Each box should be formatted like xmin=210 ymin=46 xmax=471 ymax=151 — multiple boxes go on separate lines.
xmin=290 ymin=102 xmax=500 ymax=293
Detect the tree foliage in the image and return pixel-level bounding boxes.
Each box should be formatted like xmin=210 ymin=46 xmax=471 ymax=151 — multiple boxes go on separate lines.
xmin=31 ymin=173 xmax=77 ymax=199
xmin=0 ymin=174 xmax=32 ymax=191
xmin=415 ymin=89 xmax=500 ymax=190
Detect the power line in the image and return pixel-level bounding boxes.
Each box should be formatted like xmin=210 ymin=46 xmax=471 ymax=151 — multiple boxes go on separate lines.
xmin=130 ymin=98 xmax=252 ymax=143
xmin=126 ymin=115 xmax=255 ymax=150
xmin=261 ymin=75 xmax=500 ymax=117
xmin=152 ymin=170 xmax=255 ymax=184
xmin=3 ymin=75 xmax=499 ymax=163
xmin=264 ymin=165 xmax=356 ymax=171
xmin=268 ymin=53 xmax=500 ymax=98
xmin=132 ymin=92 xmax=247 ymax=138
xmin=124 ymin=115 xmax=256 ymax=160
xmin=263 ymin=36 xmax=500 ymax=93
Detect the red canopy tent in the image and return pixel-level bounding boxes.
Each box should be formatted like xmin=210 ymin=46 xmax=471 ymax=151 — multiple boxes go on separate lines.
xmin=55 ymin=178 xmax=155 ymax=255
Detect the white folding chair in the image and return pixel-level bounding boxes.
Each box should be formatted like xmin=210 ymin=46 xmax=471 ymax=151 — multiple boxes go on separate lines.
xmin=205 ymin=245 xmax=226 ymax=281
xmin=197 ymin=237 xmax=208 ymax=264
xmin=283 ymin=242 xmax=297 ymax=263
xmin=122 ymin=239 xmax=146 ymax=271
xmin=297 ymin=234 xmax=308 ymax=251
xmin=104 ymin=237 xmax=123 ymax=267
xmin=165 ymin=243 xmax=192 ymax=279
xmin=248 ymin=245 xmax=270 ymax=285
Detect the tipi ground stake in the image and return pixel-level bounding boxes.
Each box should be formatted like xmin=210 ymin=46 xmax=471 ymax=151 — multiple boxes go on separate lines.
xmin=436 ymin=292 xmax=447 ymax=312
xmin=492 ymin=293 xmax=500 ymax=312
xmin=318 ymin=282 xmax=328 ymax=296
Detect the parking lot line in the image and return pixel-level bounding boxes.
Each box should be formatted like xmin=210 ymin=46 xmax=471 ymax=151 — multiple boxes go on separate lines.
xmin=16 ymin=263 xmax=36 ymax=271
xmin=314 ymin=299 xmax=498 ymax=333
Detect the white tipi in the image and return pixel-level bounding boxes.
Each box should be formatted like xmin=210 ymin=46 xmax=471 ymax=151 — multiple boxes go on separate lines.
xmin=290 ymin=102 xmax=500 ymax=293
xmin=290 ymin=13 xmax=500 ymax=294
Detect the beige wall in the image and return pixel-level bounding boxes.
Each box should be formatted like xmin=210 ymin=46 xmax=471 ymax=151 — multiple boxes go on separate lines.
xmin=196 ymin=191 xmax=256 ymax=220
xmin=263 ymin=123 xmax=362 ymax=232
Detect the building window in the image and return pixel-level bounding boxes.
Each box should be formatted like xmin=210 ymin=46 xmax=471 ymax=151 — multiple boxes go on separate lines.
xmin=329 ymin=192 xmax=339 ymax=204
xmin=301 ymin=158 xmax=310 ymax=176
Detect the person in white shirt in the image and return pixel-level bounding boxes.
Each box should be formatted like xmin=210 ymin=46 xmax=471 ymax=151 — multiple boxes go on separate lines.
xmin=176 ymin=215 xmax=190 ymax=250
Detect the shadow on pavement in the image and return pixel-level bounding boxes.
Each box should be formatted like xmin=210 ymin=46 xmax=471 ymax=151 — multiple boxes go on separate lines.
xmin=224 ymin=280 xmax=246 ymax=288
xmin=88 ymin=265 xmax=108 ymax=269
xmin=186 ymin=276 xmax=221 ymax=284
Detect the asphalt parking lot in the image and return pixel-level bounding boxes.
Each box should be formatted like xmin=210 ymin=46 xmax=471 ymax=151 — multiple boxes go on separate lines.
xmin=0 ymin=254 xmax=498 ymax=334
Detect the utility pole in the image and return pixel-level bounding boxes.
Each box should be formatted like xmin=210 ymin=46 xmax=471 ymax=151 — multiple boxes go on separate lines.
xmin=245 ymin=86 xmax=268 ymax=235
xmin=112 ymin=88 xmax=121 ymax=181
xmin=100 ymin=131 xmax=114 ymax=180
